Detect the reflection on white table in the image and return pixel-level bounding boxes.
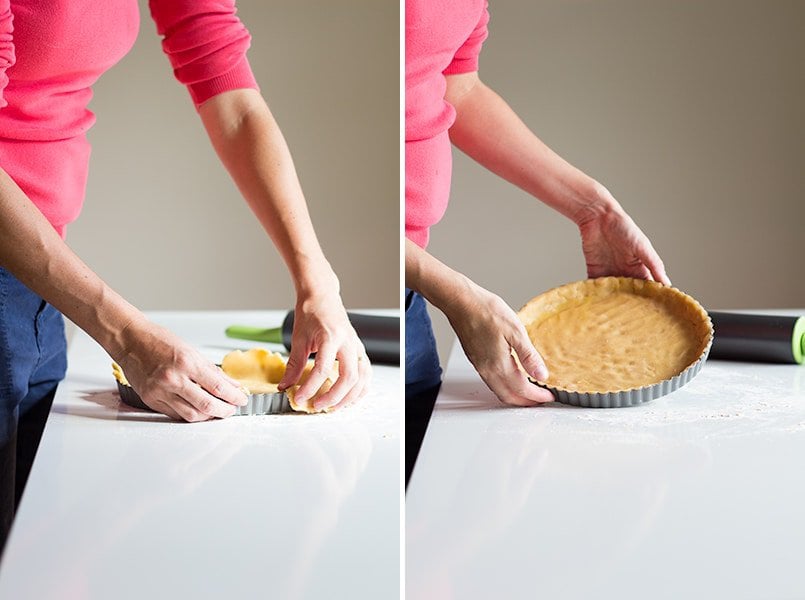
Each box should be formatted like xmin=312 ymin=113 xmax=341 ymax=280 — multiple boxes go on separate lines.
xmin=0 ymin=311 xmax=400 ymax=600
xmin=407 ymin=310 xmax=805 ymax=600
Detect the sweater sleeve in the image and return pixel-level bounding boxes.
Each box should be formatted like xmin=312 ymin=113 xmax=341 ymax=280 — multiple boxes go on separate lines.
xmin=443 ymin=2 xmax=489 ymax=75
xmin=0 ymin=2 xmax=15 ymax=109
xmin=149 ymin=0 xmax=259 ymax=107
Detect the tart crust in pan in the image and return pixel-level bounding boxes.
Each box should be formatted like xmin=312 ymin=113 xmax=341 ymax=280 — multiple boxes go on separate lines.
xmin=220 ymin=348 xmax=337 ymax=414
xmin=518 ymin=277 xmax=712 ymax=395
xmin=112 ymin=348 xmax=337 ymax=414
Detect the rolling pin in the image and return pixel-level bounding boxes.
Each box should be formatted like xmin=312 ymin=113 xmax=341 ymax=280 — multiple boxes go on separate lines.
xmin=709 ymin=311 xmax=805 ymax=364
xmin=225 ymin=311 xmax=400 ymax=365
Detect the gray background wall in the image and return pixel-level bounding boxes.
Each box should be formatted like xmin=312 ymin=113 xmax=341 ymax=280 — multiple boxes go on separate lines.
xmin=427 ymin=0 xmax=805 ymax=364
xmin=68 ymin=0 xmax=399 ymax=322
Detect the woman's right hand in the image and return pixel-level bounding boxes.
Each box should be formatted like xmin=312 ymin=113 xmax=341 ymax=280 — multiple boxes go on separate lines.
xmin=442 ymin=280 xmax=554 ymax=407
xmin=407 ymin=239 xmax=552 ymax=407
xmin=114 ymin=318 xmax=248 ymax=422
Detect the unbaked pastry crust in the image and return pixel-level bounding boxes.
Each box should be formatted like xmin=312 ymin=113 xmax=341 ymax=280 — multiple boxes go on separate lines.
xmin=517 ymin=277 xmax=712 ymax=394
xmin=221 ymin=348 xmax=338 ymax=414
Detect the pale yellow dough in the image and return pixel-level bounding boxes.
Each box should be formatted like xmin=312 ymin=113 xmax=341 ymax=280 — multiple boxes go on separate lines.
xmin=517 ymin=277 xmax=712 ymax=393
xmin=220 ymin=348 xmax=338 ymax=413
xmin=111 ymin=362 xmax=129 ymax=386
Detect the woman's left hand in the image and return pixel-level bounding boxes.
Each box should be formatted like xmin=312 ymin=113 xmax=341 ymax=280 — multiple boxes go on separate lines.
xmin=577 ymin=195 xmax=671 ymax=285
xmin=278 ymin=288 xmax=371 ymax=412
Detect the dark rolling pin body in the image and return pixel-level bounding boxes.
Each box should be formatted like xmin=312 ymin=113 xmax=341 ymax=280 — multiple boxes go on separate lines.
xmin=226 ymin=312 xmax=400 ymax=365
xmin=709 ymin=311 xmax=805 ymax=364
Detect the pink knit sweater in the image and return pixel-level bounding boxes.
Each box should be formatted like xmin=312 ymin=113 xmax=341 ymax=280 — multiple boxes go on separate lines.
xmin=405 ymin=0 xmax=489 ymax=248
xmin=0 ymin=0 xmax=258 ymax=238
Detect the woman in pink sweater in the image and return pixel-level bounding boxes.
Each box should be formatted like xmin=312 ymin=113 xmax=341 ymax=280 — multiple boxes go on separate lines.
xmin=0 ymin=1 xmax=370 ymax=546
xmin=405 ymin=1 xmax=669 ymax=480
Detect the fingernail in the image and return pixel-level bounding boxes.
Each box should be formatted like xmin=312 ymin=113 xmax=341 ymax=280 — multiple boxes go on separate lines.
xmin=534 ymin=366 xmax=549 ymax=380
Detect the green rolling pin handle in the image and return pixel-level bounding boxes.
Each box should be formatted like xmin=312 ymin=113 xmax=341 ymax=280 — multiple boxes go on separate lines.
xmin=224 ymin=325 xmax=284 ymax=345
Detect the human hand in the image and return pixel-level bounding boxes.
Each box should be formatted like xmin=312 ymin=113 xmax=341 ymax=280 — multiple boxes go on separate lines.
xmin=278 ymin=288 xmax=371 ymax=412
xmin=115 ymin=318 xmax=247 ymax=422
xmin=443 ymin=281 xmax=554 ymax=407
xmin=577 ymin=194 xmax=670 ymax=285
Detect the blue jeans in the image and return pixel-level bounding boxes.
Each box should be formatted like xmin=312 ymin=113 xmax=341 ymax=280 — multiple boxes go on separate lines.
xmin=405 ymin=289 xmax=442 ymax=485
xmin=405 ymin=289 xmax=442 ymax=393
xmin=0 ymin=267 xmax=67 ymax=553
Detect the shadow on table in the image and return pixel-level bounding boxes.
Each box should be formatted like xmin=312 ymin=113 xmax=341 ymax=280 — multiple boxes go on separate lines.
xmin=50 ymin=390 xmax=173 ymax=423
xmin=434 ymin=379 xmax=572 ymax=413
xmin=56 ymin=390 xmax=311 ymax=424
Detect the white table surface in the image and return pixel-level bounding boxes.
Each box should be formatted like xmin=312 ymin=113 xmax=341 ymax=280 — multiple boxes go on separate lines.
xmin=0 ymin=310 xmax=400 ymax=600
xmin=407 ymin=310 xmax=805 ymax=600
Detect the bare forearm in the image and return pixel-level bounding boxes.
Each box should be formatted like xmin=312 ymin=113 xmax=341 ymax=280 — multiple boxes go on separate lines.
xmin=0 ymin=169 xmax=140 ymax=356
xmin=406 ymin=238 xmax=474 ymax=315
xmin=199 ymin=89 xmax=337 ymax=295
xmin=199 ymin=90 xmax=366 ymax=410
xmin=446 ymin=73 xmax=616 ymax=225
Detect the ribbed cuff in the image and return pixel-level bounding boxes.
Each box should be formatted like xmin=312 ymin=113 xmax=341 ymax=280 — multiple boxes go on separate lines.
xmin=443 ymin=56 xmax=480 ymax=75
xmin=189 ymin=56 xmax=259 ymax=107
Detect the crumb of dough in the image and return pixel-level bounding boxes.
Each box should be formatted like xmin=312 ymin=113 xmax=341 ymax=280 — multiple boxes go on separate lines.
xmin=111 ymin=362 xmax=129 ymax=386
